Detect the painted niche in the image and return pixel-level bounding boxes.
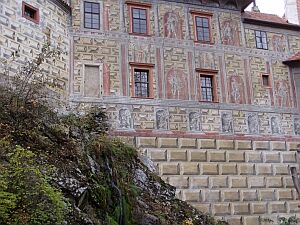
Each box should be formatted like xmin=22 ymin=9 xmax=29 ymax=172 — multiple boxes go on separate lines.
xmin=163 ymin=12 xmax=183 ymax=39
xmin=221 ymin=19 xmax=240 ymax=46
xmin=166 ymin=68 xmax=189 ymax=100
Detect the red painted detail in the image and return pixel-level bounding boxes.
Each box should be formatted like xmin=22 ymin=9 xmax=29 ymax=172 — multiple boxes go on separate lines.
xmin=121 ymin=44 xmax=127 ymax=96
xmin=188 ymin=52 xmax=195 ymax=100
xmin=290 ymin=71 xmax=298 ymax=108
xmin=244 ymin=59 xmax=252 ymax=104
xmin=218 ymin=56 xmax=227 ymax=103
xmin=110 ymin=130 xmax=300 ymax=142
xmin=166 ymin=68 xmax=189 ymax=100
xmin=156 ymin=48 xmax=163 ymax=98
xmin=266 ymin=61 xmax=274 ymax=106
xmin=103 ymin=63 xmax=110 ymax=96
xmin=103 ymin=5 xmax=110 ymax=32
xmin=228 ymin=75 xmax=245 ymax=104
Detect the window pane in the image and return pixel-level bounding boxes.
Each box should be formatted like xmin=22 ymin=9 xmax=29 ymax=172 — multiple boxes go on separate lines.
xmin=202 ymin=18 xmax=209 ymax=27
xmin=84 ymin=3 xmax=92 ymax=12
xmin=92 ymin=3 xmax=99 ymax=13
xmin=132 ymin=8 xmax=148 ymax=34
xmin=200 ymin=75 xmax=214 ymax=101
xmin=134 ymin=69 xmax=150 ymax=97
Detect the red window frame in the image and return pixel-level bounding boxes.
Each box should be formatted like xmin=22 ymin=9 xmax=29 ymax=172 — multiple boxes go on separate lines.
xmin=261 ymin=73 xmax=272 ymax=88
xmin=196 ymin=68 xmax=218 ymax=102
xmin=191 ymin=11 xmax=213 ymax=44
xmin=130 ymin=62 xmax=154 ymax=99
xmin=126 ymin=1 xmax=151 ymax=36
xmin=22 ymin=2 xmax=39 ymax=24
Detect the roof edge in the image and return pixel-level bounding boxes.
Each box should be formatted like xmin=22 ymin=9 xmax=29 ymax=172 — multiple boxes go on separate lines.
xmin=243 ymin=18 xmax=300 ymax=31
xmin=48 ymin=0 xmax=71 ymax=13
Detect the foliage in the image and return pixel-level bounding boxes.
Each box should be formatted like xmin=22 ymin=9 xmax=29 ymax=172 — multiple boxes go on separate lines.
xmin=260 ymin=216 xmax=300 ymax=225
xmin=0 ymin=144 xmax=67 ymax=225
xmin=278 ymin=216 xmax=300 ymax=225
xmin=0 ymin=41 xmax=227 ymax=225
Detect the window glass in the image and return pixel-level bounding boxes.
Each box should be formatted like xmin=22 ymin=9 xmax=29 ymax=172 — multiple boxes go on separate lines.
xmin=200 ymin=75 xmax=214 ymax=101
xmin=195 ymin=16 xmax=211 ymax=42
xmin=134 ymin=69 xmax=150 ymax=97
xmin=132 ymin=8 xmax=148 ymax=34
xmin=262 ymin=74 xmax=270 ymax=86
xmin=84 ymin=2 xmax=100 ymax=29
xmin=255 ymin=30 xmax=268 ymax=50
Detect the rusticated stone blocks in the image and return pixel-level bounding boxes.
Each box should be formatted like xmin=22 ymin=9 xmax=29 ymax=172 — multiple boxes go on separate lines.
xmin=138 ymin=137 xmax=300 ymax=225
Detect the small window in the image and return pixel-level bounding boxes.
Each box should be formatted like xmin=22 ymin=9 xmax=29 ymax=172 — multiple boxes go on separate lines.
xmin=196 ymin=69 xmax=218 ymax=102
xmin=132 ymin=8 xmax=147 ymax=34
xmin=84 ymin=2 xmax=100 ymax=29
xmin=130 ymin=63 xmax=154 ymax=98
xmin=127 ymin=2 xmax=151 ymax=36
xmin=255 ymin=30 xmax=268 ymax=50
xmin=195 ymin=16 xmax=211 ymax=42
xmin=200 ymin=75 xmax=214 ymax=101
xmin=134 ymin=69 xmax=150 ymax=97
xmin=22 ymin=2 xmax=39 ymax=23
xmin=262 ymin=74 xmax=270 ymax=87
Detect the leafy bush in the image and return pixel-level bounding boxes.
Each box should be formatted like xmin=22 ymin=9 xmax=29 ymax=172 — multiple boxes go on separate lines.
xmin=0 ymin=144 xmax=67 ymax=225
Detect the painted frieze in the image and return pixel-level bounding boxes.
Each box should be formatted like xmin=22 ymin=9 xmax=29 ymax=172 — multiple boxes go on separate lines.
xmin=221 ymin=111 xmax=233 ymax=133
xmin=247 ymin=113 xmax=259 ymax=134
xmin=188 ymin=111 xmax=202 ymax=132
xmin=156 ymin=108 xmax=169 ymax=130
xmin=118 ymin=108 xmax=133 ymax=129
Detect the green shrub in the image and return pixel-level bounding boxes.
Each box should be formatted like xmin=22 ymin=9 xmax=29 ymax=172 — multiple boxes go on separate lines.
xmin=0 ymin=145 xmax=67 ymax=225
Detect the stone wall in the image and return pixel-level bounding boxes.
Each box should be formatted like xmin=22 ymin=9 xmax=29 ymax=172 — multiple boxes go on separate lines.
xmin=2 ymin=0 xmax=300 ymax=224
xmin=133 ymin=136 xmax=300 ymax=225
xmin=0 ymin=0 xmax=70 ymax=95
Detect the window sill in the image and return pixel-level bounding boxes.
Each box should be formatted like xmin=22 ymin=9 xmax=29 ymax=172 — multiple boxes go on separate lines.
xmin=199 ymin=100 xmax=219 ymax=103
xmin=131 ymin=96 xmax=154 ymax=100
xmin=256 ymin=48 xmax=269 ymax=50
xmin=194 ymin=40 xmax=214 ymax=45
xmin=129 ymin=32 xmax=152 ymax=37
xmin=23 ymin=15 xmax=39 ymax=24
xmin=262 ymin=85 xmax=272 ymax=89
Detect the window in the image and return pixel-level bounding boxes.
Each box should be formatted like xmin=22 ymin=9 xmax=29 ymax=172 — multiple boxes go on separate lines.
xmin=130 ymin=63 xmax=154 ymax=98
xmin=132 ymin=8 xmax=147 ymax=34
xmin=191 ymin=11 xmax=213 ymax=43
xmin=134 ymin=69 xmax=149 ymax=97
xmin=196 ymin=69 xmax=218 ymax=102
xmin=84 ymin=65 xmax=102 ymax=97
xmin=255 ymin=30 xmax=268 ymax=50
xmin=127 ymin=2 xmax=151 ymax=35
xmin=195 ymin=16 xmax=211 ymax=42
xmin=84 ymin=2 xmax=100 ymax=29
xmin=200 ymin=75 xmax=214 ymax=101
xmin=22 ymin=2 xmax=39 ymax=23
xmin=261 ymin=74 xmax=271 ymax=87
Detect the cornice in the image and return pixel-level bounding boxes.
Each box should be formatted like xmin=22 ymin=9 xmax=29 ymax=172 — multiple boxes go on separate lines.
xmin=48 ymin=0 xmax=71 ymax=13
xmin=156 ymin=0 xmax=252 ymax=11
xmin=243 ymin=18 xmax=300 ymax=32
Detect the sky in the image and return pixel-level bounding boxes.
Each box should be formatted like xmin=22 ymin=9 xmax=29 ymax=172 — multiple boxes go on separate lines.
xmin=246 ymin=0 xmax=285 ymax=16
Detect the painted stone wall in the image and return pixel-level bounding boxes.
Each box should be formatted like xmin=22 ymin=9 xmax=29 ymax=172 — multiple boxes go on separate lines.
xmin=2 ymin=0 xmax=300 ymax=224
xmin=69 ymin=1 xmax=300 ymax=224
xmin=0 ymin=0 xmax=70 ymax=95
